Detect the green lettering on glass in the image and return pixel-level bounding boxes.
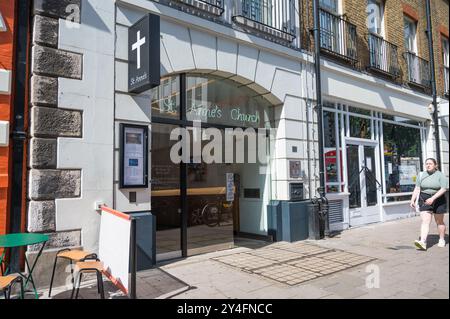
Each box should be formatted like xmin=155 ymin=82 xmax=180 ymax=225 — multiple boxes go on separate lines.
xmin=231 ymin=108 xmax=260 ymax=124
xmin=160 ymin=98 xmax=178 ymax=115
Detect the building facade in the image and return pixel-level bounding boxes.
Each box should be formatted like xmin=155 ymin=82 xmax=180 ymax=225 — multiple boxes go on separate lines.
xmin=300 ymin=0 xmax=449 ymax=230
xmin=13 ymin=0 xmax=448 ymax=288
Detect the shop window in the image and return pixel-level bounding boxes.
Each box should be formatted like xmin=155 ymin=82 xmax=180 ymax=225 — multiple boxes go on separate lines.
xmin=383 ymin=122 xmax=422 ymax=199
xmin=324 ymin=110 xmax=336 ymax=147
xmin=324 ymin=110 xmax=344 ymax=193
xmin=349 ymin=116 xmax=371 ymax=139
xmin=185 ymin=75 xmax=272 ymax=128
xmin=383 ymin=114 xmax=420 ymax=126
xmin=151 ymin=76 xmax=180 ymax=119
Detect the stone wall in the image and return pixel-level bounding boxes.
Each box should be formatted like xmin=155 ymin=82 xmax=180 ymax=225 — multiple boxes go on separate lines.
xmin=28 ymin=0 xmax=83 ymax=248
xmin=27 ymin=0 xmax=83 ymax=289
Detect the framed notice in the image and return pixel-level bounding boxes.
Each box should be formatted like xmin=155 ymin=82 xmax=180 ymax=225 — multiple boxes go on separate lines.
xmin=120 ymin=124 xmax=149 ymax=188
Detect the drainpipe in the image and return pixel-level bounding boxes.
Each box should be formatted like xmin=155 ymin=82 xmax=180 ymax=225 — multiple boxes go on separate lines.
xmin=425 ymin=0 xmax=441 ymax=166
xmin=312 ymin=0 xmax=329 ymax=237
xmin=9 ymin=0 xmax=31 ymax=272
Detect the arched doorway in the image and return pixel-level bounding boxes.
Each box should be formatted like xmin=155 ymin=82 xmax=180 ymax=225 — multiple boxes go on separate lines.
xmin=150 ymin=73 xmax=276 ymax=260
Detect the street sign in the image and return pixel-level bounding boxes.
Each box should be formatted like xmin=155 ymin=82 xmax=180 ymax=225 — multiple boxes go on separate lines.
xmin=128 ymin=13 xmax=160 ymax=93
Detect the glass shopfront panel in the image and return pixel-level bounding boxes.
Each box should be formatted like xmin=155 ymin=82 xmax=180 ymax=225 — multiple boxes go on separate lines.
xmin=349 ymin=116 xmax=371 ymax=139
xmin=151 ymin=76 xmax=180 ymax=119
xmin=383 ymin=122 xmax=422 ymax=202
xmin=151 ymin=74 xmax=273 ymax=257
xmin=186 ymin=76 xmax=272 ymax=128
xmin=151 ymin=123 xmax=182 ymax=256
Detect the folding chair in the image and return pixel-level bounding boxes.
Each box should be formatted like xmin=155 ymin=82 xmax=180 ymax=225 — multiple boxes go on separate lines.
xmin=49 ymin=248 xmax=97 ymax=297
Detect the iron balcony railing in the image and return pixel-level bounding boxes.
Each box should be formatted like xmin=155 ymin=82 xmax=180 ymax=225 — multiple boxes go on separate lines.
xmin=403 ymin=51 xmax=431 ymax=88
xmin=232 ymin=0 xmax=296 ymax=42
xmin=367 ymin=33 xmax=400 ymax=77
xmin=174 ymin=0 xmax=224 ymax=16
xmin=319 ymin=9 xmax=358 ymax=62
xmin=444 ymin=66 xmax=449 ymax=95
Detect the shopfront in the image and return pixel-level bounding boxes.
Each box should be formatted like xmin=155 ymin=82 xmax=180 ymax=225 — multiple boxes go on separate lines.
xmin=323 ymin=101 xmax=426 ymax=229
xmin=150 ymin=74 xmax=275 ymax=259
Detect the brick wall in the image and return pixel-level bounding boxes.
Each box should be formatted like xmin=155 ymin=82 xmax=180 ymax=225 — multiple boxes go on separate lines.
xmin=434 ymin=0 xmax=449 ymax=97
xmin=300 ymin=0 xmax=449 ymax=97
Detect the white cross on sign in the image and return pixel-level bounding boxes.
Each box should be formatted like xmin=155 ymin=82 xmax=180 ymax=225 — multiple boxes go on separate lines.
xmin=132 ymin=30 xmax=146 ymax=70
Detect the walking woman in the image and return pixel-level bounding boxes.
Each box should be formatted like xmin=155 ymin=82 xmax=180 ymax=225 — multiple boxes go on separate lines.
xmin=410 ymin=158 xmax=448 ymax=250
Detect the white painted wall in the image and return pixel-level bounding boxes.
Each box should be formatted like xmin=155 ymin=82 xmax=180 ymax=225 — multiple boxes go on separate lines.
xmin=321 ymin=59 xmax=433 ymax=121
xmin=115 ymin=2 xmax=315 ymax=236
xmin=56 ymin=0 xmax=116 ymax=253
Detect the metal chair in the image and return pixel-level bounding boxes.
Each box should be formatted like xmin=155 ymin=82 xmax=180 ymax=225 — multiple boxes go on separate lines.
xmin=71 ymin=258 xmax=105 ymax=299
xmin=0 ymin=275 xmax=24 ymax=299
xmin=48 ymin=248 xmax=97 ymax=297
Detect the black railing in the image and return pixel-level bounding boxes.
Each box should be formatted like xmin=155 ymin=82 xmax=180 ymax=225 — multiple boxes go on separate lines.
xmin=367 ymin=33 xmax=399 ymax=77
xmin=319 ymin=9 xmax=358 ymax=62
xmin=233 ymin=0 xmax=296 ymax=42
xmin=403 ymin=52 xmax=431 ymax=88
xmin=444 ymin=66 xmax=449 ymax=95
xmin=175 ymin=0 xmax=225 ymax=15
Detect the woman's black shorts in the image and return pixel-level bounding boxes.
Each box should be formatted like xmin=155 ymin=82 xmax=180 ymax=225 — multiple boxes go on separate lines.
xmin=419 ymin=192 xmax=448 ymax=214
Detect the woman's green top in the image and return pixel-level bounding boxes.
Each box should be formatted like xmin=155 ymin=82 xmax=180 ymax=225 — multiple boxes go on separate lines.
xmin=416 ymin=170 xmax=448 ymax=195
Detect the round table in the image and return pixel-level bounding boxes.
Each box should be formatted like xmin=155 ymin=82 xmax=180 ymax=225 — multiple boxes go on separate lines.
xmin=0 ymin=233 xmax=49 ymax=299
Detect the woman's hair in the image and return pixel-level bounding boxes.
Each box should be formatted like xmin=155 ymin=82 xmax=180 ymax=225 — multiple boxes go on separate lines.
xmin=425 ymin=158 xmax=438 ymax=168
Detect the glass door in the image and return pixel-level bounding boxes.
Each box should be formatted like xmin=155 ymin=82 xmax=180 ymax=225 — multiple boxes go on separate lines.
xmin=346 ymin=141 xmax=381 ymax=227
xmin=186 ymin=127 xmax=235 ymax=256
xmin=151 ymin=123 xmax=182 ymax=260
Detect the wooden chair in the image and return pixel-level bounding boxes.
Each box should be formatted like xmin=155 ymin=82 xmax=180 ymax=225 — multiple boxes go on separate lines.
xmin=0 ymin=275 xmax=24 ymax=299
xmin=70 ymin=258 xmax=105 ymax=299
xmin=48 ymin=248 xmax=97 ymax=297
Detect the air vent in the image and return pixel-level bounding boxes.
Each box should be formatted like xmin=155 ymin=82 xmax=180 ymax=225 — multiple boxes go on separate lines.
xmin=328 ymin=200 xmax=344 ymax=224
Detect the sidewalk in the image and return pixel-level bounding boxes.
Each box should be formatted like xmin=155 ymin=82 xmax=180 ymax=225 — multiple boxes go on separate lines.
xmin=30 ymin=215 xmax=449 ymax=299
xmin=160 ymin=215 xmax=449 ymax=299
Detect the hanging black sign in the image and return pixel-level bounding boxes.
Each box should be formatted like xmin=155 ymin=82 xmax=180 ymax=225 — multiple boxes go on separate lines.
xmin=128 ymin=13 xmax=160 ymax=93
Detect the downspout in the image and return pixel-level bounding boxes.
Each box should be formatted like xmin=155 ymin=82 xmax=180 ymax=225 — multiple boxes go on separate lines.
xmin=312 ymin=0 xmax=329 ymax=236
xmin=425 ymin=0 xmax=441 ymax=166
xmin=9 ymin=0 xmax=31 ymax=272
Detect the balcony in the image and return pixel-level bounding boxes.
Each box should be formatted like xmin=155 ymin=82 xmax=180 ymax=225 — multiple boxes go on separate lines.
xmin=444 ymin=66 xmax=449 ymax=96
xmin=232 ymin=0 xmax=296 ymax=43
xmin=172 ymin=0 xmax=224 ymax=16
xmin=367 ymin=33 xmax=400 ymax=78
xmin=319 ymin=9 xmax=358 ymax=64
xmin=403 ymin=52 xmax=431 ymax=88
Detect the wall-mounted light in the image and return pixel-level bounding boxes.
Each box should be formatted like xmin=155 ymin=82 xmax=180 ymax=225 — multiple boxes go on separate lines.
xmin=0 ymin=12 xmax=7 ymax=32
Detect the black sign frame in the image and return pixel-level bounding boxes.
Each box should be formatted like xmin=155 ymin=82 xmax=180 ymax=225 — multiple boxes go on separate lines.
xmin=119 ymin=123 xmax=149 ymax=189
xmin=128 ymin=13 xmax=160 ymax=93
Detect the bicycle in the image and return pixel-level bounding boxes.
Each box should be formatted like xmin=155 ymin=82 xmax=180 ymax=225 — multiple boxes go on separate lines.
xmin=190 ymin=200 xmax=233 ymax=227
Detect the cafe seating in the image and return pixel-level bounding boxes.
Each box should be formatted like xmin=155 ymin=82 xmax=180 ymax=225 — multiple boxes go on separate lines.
xmin=71 ymin=257 xmax=105 ymax=299
xmin=0 ymin=274 xmax=24 ymax=299
xmin=48 ymin=248 xmax=98 ymax=297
